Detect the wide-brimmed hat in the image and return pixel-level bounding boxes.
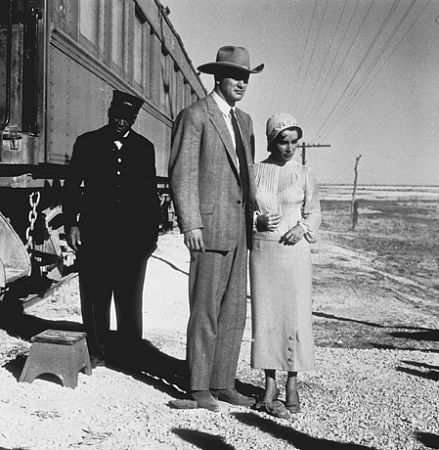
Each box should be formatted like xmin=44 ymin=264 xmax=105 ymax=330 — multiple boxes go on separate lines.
xmin=197 ymin=46 xmax=264 ymax=75
xmin=266 ymin=113 xmax=303 ymax=144
xmin=110 ymin=90 xmax=144 ymax=117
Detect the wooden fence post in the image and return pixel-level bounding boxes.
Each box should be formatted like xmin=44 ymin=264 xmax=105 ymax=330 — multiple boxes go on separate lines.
xmin=351 ymin=154 xmax=362 ymax=230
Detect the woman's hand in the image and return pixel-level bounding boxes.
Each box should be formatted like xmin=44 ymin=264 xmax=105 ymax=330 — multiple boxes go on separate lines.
xmin=256 ymin=213 xmax=282 ymax=232
xmin=280 ymin=224 xmax=305 ymax=245
xmin=67 ymin=226 xmax=81 ymax=252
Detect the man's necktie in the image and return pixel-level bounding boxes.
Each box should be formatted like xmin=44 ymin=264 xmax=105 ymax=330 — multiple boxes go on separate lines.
xmin=230 ymin=109 xmax=249 ymax=201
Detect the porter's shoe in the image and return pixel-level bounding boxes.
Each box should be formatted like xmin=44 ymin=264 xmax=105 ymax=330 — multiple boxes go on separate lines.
xmin=211 ymin=388 xmax=255 ymax=407
xmin=90 ymin=354 xmax=105 ymax=369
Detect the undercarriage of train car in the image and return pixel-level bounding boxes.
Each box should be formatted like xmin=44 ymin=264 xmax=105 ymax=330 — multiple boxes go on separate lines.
xmin=0 ymin=0 xmax=199 ymax=304
xmin=0 ymin=0 xmax=75 ymax=303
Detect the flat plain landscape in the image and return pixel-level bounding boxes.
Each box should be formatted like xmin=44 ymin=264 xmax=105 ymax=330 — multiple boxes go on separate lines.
xmin=313 ymin=184 xmax=439 ymax=352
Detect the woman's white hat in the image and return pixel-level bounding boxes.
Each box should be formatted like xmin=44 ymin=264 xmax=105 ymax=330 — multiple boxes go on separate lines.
xmin=266 ymin=113 xmax=303 ymax=144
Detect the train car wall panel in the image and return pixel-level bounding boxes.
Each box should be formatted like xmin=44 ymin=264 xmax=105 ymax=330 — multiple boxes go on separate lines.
xmin=47 ymin=45 xmax=108 ymax=165
xmin=0 ymin=0 xmax=207 ymax=295
xmin=134 ymin=111 xmax=171 ymax=178
xmin=136 ymin=0 xmax=205 ymax=98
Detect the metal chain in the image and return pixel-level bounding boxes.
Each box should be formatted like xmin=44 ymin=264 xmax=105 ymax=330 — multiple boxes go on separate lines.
xmin=25 ymin=190 xmax=41 ymax=252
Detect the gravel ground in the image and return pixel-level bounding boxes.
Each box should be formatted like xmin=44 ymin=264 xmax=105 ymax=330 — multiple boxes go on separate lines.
xmin=0 ymin=231 xmax=438 ymax=450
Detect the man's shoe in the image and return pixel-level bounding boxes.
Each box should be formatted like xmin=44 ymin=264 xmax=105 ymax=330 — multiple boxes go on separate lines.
xmin=191 ymin=390 xmax=220 ymax=412
xmin=211 ymin=388 xmax=255 ymax=407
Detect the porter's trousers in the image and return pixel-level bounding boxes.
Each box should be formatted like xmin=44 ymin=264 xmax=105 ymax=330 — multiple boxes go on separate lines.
xmin=78 ymin=249 xmax=150 ymax=358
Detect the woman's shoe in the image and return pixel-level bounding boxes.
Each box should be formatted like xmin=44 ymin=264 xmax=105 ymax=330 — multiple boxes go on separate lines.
xmin=254 ymin=399 xmax=290 ymax=420
xmin=260 ymin=387 xmax=280 ymax=404
xmin=285 ymin=390 xmax=301 ymax=413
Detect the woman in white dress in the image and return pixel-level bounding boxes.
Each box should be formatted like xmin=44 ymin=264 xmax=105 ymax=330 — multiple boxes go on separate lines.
xmin=250 ymin=113 xmax=321 ymax=418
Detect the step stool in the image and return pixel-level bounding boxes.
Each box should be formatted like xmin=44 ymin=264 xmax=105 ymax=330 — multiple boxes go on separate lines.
xmin=19 ymin=329 xmax=92 ymax=388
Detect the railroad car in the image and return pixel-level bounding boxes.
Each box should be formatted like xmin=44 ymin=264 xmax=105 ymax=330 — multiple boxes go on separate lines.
xmin=0 ymin=0 xmax=205 ymax=299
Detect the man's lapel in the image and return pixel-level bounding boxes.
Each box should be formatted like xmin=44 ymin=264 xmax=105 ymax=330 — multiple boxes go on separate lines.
xmin=206 ymin=95 xmax=240 ymax=179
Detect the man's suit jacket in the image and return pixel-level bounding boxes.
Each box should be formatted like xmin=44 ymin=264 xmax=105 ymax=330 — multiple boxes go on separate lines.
xmin=63 ymin=125 xmax=161 ymax=257
xmin=169 ymin=94 xmax=256 ymax=251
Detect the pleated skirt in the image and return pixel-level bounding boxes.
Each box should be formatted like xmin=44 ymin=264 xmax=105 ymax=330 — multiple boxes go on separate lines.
xmin=249 ymin=235 xmax=315 ymax=372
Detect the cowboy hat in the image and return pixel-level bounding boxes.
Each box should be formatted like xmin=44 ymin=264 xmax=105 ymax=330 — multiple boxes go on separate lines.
xmin=197 ymin=46 xmax=264 ymax=75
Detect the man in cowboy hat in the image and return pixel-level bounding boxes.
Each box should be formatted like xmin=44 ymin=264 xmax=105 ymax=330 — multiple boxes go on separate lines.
xmin=169 ymin=46 xmax=263 ymax=411
xmin=64 ymin=90 xmax=161 ymax=368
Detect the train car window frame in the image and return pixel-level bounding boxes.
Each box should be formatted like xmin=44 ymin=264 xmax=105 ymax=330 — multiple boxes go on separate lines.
xmin=142 ymin=21 xmax=151 ymax=99
xmin=133 ymin=5 xmax=146 ymax=90
xmin=175 ymin=65 xmax=182 ymax=116
xmin=78 ymin=0 xmax=101 ymax=55
xmin=110 ymin=0 xmax=126 ymax=76
xmin=163 ymin=52 xmax=173 ymax=116
xmin=53 ymin=0 xmax=79 ymax=39
xmin=149 ymin=31 xmax=161 ymax=107
xmin=184 ymin=80 xmax=191 ymax=109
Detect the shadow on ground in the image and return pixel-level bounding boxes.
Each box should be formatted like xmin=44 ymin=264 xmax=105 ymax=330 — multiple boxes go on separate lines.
xmin=2 ymin=332 xmax=191 ymax=399
xmin=313 ymin=311 xmax=439 ymax=352
xmin=0 ymin=447 xmax=29 ymax=450
xmin=0 ymin=296 xmax=261 ymax=402
xmin=172 ymin=428 xmax=235 ymax=450
xmin=0 ymin=292 xmax=191 ymax=396
xmin=233 ymin=412 xmax=378 ymax=449
xmin=0 ymin=293 xmax=83 ymax=340
xmin=415 ymin=431 xmax=439 ymax=449
xmin=397 ymin=360 xmax=439 ymax=381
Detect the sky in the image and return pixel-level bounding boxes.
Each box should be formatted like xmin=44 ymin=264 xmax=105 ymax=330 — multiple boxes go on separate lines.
xmin=163 ymin=0 xmax=439 ymax=186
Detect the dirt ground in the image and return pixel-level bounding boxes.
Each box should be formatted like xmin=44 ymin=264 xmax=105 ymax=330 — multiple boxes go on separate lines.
xmin=0 ymin=195 xmax=438 ymax=449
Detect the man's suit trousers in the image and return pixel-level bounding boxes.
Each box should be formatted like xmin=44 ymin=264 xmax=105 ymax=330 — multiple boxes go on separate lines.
xmin=187 ymin=226 xmax=248 ymax=391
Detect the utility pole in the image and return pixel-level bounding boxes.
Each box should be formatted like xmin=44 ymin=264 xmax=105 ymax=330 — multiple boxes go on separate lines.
xmin=300 ymin=142 xmax=331 ymax=165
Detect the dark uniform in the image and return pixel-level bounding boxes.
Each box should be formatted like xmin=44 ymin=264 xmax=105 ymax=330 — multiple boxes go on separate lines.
xmin=63 ymin=90 xmax=161 ymax=364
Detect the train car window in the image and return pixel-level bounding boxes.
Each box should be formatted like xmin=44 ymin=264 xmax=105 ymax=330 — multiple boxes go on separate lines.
xmin=54 ymin=0 xmax=79 ymax=38
xmin=184 ymin=82 xmax=191 ymax=109
xmin=163 ymin=54 xmax=173 ymax=116
xmin=133 ymin=11 xmax=144 ymax=86
xmin=170 ymin=60 xmax=177 ymax=118
xmin=79 ymin=0 xmax=99 ymax=45
xmin=142 ymin=22 xmax=151 ymax=98
xmin=111 ymin=0 xmax=124 ymax=69
xmin=149 ymin=32 xmax=161 ymax=107
xmin=176 ymin=69 xmax=183 ymax=115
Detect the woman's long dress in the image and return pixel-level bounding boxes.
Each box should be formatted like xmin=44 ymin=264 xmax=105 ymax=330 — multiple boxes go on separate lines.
xmin=250 ymin=159 xmax=321 ymax=371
